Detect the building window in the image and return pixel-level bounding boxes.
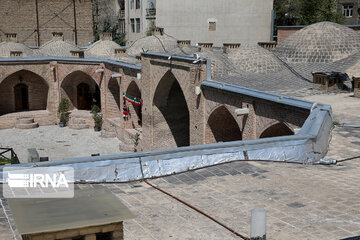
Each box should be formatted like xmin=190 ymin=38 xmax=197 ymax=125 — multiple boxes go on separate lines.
xmin=131 ymin=18 xmax=135 ymax=32
xmin=343 ymin=4 xmax=353 ymax=18
xmin=209 ymin=21 xmax=216 ymax=31
xmin=136 ymin=18 xmax=141 ymax=33
xmin=130 ymin=0 xmax=134 ymax=9
xmin=136 ymin=0 xmax=140 ymax=9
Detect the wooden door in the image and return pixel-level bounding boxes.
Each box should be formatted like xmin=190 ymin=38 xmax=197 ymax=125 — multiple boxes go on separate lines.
xmin=77 ymin=83 xmax=91 ymax=110
xmin=14 ymin=84 xmax=29 ymax=111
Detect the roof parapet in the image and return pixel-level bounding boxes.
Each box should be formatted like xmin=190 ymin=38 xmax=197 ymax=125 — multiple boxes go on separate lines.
xmin=5 ymin=33 xmax=17 ymax=42
xmin=177 ymin=40 xmax=191 ymax=48
xmin=70 ymin=50 xmax=84 ymax=58
xmin=10 ymin=51 xmax=23 ymax=58
xmin=52 ymin=32 xmax=64 ymax=41
xmin=223 ymin=43 xmax=241 ymax=53
xmin=153 ymin=27 xmax=164 ymax=36
xmin=115 ymin=48 xmax=127 ymax=57
xmin=136 ymin=55 xmax=142 ymax=63
xmin=198 ymin=43 xmax=213 ymax=52
xmin=100 ymin=32 xmax=113 ymax=41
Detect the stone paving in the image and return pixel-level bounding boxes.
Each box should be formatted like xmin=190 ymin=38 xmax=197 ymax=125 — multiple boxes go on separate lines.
xmin=0 ymin=93 xmax=360 ymax=240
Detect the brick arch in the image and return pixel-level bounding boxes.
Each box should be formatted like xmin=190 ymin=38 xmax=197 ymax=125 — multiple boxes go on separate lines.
xmin=152 ymin=70 xmax=190 ymax=149
xmin=0 ymin=70 xmax=49 ymax=115
xmin=206 ymin=105 xmax=242 ymax=144
xmin=0 ymin=66 xmax=47 ymax=86
xmin=124 ymin=80 xmax=142 ymax=129
xmin=259 ymin=122 xmax=294 ymax=139
xmin=61 ymin=71 xmax=100 ymax=110
xmin=107 ymin=77 xmax=121 ymax=118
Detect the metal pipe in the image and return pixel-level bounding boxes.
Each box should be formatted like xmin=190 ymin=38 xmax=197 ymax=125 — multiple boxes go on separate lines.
xmin=73 ymin=0 xmax=78 ymax=45
xmin=35 ymin=0 xmax=41 ymax=46
xmin=144 ymin=180 xmax=250 ymax=240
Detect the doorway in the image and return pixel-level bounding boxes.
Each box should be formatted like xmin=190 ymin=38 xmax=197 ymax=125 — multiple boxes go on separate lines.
xmin=77 ymin=83 xmax=91 ymax=110
xmin=14 ymin=84 xmax=29 ymax=111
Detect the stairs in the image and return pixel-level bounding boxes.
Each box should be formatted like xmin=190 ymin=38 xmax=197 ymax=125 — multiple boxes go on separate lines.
xmin=68 ymin=117 xmax=89 ymax=130
xmin=15 ymin=117 xmax=39 ymax=129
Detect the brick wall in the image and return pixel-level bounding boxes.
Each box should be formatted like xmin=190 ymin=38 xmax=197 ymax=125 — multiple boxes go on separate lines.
xmin=0 ymin=0 xmax=93 ymax=46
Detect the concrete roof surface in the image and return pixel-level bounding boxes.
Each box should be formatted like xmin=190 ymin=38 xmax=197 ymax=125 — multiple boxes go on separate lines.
xmin=1 ymin=93 xmax=360 ymax=240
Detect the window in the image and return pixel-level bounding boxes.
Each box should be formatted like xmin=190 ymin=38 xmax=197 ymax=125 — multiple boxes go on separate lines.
xmin=209 ymin=21 xmax=216 ymax=31
xmin=136 ymin=18 xmax=141 ymax=33
xmin=131 ymin=18 xmax=135 ymax=32
xmin=343 ymin=4 xmax=353 ymax=17
xmin=130 ymin=0 xmax=134 ymax=9
xmin=136 ymin=0 xmax=140 ymax=9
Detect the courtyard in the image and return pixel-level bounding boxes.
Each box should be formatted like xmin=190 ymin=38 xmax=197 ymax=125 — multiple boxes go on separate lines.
xmin=0 ymin=92 xmax=359 ymax=239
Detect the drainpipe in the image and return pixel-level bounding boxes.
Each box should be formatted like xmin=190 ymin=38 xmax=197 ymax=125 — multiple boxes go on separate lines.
xmin=270 ymin=9 xmax=275 ymax=42
xmin=73 ymin=0 xmax=78 ymax=45
xmin=35 ymin=0 xmax=41 ymax=46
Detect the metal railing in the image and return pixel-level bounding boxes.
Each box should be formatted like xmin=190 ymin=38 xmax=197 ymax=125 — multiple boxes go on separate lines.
xmin=0 ymin=148 xmax=20 ymax=164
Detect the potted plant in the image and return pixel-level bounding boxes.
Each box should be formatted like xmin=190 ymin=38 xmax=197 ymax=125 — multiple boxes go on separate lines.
xmin=91 ymin=105 xmax=102 ymax=131
xmin=57 ymin=98 xmax=70 ymax=127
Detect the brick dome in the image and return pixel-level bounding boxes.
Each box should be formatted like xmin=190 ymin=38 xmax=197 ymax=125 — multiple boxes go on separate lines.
xmin=275 ymin=22 xmax=360 ymax=63
xmin=85 ymin=40 xmax=122 ymax=59
xmin=127 ymin=35 xmax=178 ymax=56
xmin=0 ymin=42 xmax=38 ymax=58
xmin=40 ymin=40 xmax=80 ymax=57
xmin=228 ymin=44 xmax=285 ymax=74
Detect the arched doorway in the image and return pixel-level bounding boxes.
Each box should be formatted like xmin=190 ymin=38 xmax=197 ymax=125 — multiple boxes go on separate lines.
xmin=108 ymin=78 xmax=121 ymax=117
xmin=206 ymin=106 xmax=242 ymax=144
xmin=153 ymin=71 xmax=189 ymax=149
xmin=0 ymin=70 xmax=48 ymax=115
xmin=61 ymin=71 xmax=100 ymax=110
xmin=14 ymin=84 xmax=29 ymax=111
xmin=260 ymin=122 xmax=294 ymax=138
xmin=125 ymin=81 xmax=142 ymax=128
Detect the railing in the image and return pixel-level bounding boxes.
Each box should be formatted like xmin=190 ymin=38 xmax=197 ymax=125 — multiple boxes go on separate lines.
xmin=119 ymin=10 xmax=125 ymax=19
xmin=0 ymin=148 xmax=20 ymax=165
xmin=146 ymin=8 xmax=156 ymax=17
xmin=0 ymin=148 xmax=20 ymax=164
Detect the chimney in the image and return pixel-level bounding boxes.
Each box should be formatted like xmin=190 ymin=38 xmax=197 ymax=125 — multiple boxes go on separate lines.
xmin=10 ymin=51 xmax=23 ymax=58
xmin=114 ymin=48 xmax=127 ymax=57
xmin=52 ymin=32 xmax=64 ymax=41
xmin=70 ymin=50 xmax=84 ymax=58
xmin=136 ymin=55 xmax=142 ymax=63
xmin=223 ymin=43 xmax=241 ymax=53
xmin=198 ymin=43 xmax=213 ymax=52
xmin=153 ymin=27 xmax=164 ymax=36
xmin=100 ymin=32 xmax=113 ymax=41
xmin=5 ymin=33 xmax=17 ymax=42
xmin=177 ymin=40 xmax=191 ymax=48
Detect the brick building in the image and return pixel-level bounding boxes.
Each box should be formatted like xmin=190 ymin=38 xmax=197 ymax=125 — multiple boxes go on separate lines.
xmin=0 ymin=0 xmax=93 ymax=47
xmin=1 ymin=22 xmax=359 ymax=151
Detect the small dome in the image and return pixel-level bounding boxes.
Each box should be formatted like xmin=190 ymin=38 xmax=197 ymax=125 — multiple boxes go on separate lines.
xmin=0 ymin=42 xmax=37 ymax=58
xmin=85 ymin=40 xmax=122 ymax=59
xmin=127 ymin=35 xmax=178 ymax=56
xmin=228 ymin=44 xmax=285 ymax=74
xmin=275 ymin=22 xmax=360 ymax=63
xmin=39 ymin=40 xmax=80 ymax=57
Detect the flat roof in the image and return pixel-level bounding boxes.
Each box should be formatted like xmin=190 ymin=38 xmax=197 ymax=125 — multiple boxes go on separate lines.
xmin=8 ymin=187 xmax=135 ymax=235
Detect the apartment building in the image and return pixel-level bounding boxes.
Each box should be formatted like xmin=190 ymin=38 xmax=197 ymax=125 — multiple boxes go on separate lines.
xmin=338 ymin=0 xmax=360 ymax=25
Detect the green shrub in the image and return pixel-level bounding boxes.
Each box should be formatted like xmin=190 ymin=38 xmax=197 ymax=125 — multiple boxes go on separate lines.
xmin=58 ymin=98 xmax=70 ymax=124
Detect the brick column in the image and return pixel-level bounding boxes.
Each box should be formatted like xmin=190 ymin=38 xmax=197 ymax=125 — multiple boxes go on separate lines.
xmin=111 ymin=230 xmax=124 ymax=240
xmin=84 ymin=234 xmax=96 ymax=240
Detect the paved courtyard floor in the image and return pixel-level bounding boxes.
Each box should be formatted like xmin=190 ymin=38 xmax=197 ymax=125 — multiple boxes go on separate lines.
xmin=0 ymin=93 xmax=359 ymax=240
xmin=0 ymin=126 xmax=122 ymax=163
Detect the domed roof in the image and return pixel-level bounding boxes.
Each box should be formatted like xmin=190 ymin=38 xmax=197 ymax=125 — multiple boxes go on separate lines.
xmin=228 ymin=44 xmax=285 ymax=74
xmin=39 ymin=40 xmax=80 ymax=57
xmin=85 ymin=40 xmax=122 ymax=59
xmin=127 ymin=35 xmax=178 ymax=56
xmin=275 ymin=21 xmax=360 ymax=63
xmin=0 ymin=41 xmax=37 ymax=58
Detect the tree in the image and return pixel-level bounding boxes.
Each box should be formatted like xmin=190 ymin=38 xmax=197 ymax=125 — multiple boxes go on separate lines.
xmin=298 ymin=0 xmax=344 ymax=25
xmin=274 ymin=0 xmax=345 ymax=27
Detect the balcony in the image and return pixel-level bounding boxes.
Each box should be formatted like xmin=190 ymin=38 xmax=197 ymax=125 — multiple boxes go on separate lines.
xmin=118 ymin=10 xmax=125 ymax=19
xmin=146 ymin=8 xmax=156 ymax=19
